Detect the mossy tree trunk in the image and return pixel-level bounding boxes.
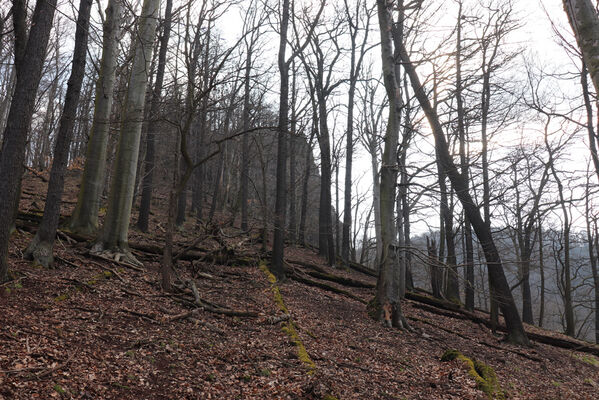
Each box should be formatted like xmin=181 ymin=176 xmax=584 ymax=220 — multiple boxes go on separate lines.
xmin=0 ymin=0 xmax=58 ymax=281
xmin=25 ymin=0 xmax=93 ymax=267
xmin=94 ymin=0 xmax=160 ymax=257
xmin=69 ymin=0 xmax=123 ymax=235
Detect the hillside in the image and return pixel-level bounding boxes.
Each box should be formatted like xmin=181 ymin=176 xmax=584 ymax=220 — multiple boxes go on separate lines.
xmin=1 ymin=172 xmax=598 ymax=399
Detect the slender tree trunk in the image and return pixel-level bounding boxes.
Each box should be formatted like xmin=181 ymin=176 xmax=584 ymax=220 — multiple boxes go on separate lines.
xmin=24 ymin=0 xmax=93 ymax=267
xmin=94 ymin=0 xmax=160 ymax=258
xmin=455 ymin=1 xmax=475 ymax=311
xmin=299 ymin=129 xmax=315 ymax=246
xmin=538 ymin=218 xmax=545 ymax=328
xmin=547 ymin=143 xmax=575 ymax=336
xmin=428 ymin=237 xmax=442 ymax=298
xmin=438 ymin=163 xmax=459 ymax=303
xmin=317 ymin=92 xmax=336 ymax=266
xmin=0 ymin=0 xmax=58 ymax=281
xmin=137 ymin=0 xmax=173 ymax=232
xmin=370 ymin=140 xmax=382 ymax=268
xmin=398 ymin=39 xmax=528 ymax=345
xmin=271 ymin=0 xmax=290 ymax=279
xmin=342 ymin=81 xmax=355 ymax=266
xmin=288 ymin=66 xmax=297 ymax=243
xmin=240 ymin=32 xmax=254 ymax=231
xmin=69 ymin=0 xmax=123 ymax=234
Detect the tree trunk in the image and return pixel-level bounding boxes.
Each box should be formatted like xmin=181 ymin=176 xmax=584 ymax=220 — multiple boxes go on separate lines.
xmin=299 ymin=129 xmax=315 ymax=246
xmin=288 ymin=66 xmax=297 ymax=244
xmin=239 ymin=25 xmax=255 ymax=231
xmin=372 ymin=0 xmax=410 ymax=330
xmin=455 ymin=1 xmax=474 ymax=311
xmin=0 ymin=0 xmax=58 ymax=281
xmin=94 ymin=0 xmax=160 ymax=259
xmin=24 ymin=0 xmax=93 ymax=267
xmin=397 ymin=39 xmax=528 ymax=345
xmin=271 ymin=0 xmax=290 ymax=280
xmin=69 ymin=0 xmax=123 ymax=235
xmin=316 ymin=92 xmax=336 ymax=266
xmin=137 ymin=0 xmax=173 ymax=232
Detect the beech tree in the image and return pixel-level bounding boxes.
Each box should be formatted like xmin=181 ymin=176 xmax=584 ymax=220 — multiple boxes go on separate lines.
xmin=69 ymin=0 xmax=124 ymax=235
xmin=0 ymin=0 xmax=58 ymax=281
xmin=93 ymin=0 xmax=161 ymax=260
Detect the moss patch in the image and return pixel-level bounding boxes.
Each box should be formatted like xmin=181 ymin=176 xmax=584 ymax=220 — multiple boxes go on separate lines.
xmin=259 ymin=261 xmax=315 ymax=373
xmin=441 ymin=349 xmax=503 ymax=399
xmin=576 ymin=354 xmax=599 ymax=367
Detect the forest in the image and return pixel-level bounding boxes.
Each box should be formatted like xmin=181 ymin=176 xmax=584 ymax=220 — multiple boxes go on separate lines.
xmin=1 ymin=0 xmax=599 ymax=398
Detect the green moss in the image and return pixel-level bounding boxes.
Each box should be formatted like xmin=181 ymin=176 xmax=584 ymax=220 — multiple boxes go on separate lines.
xmin=441 ymin=349 xmax=503 ymax=399
xmin=259 ymin=368 xmax=271 ymax=377
xmin=54 ymin=293 xmax=69 ymax=302
xmin=576 ymin=354 xmax=599 ymax=367
xmin=551 ymin=380 xmax=561 ymax=387
xmin=53 ymin=384 xmax=66 ymax=394
xmin=259 ymin=261 xmax=315 ymax=374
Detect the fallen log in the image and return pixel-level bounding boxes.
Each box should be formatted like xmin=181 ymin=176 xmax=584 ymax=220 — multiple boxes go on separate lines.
xmin=287 ymin=260 xmax=374 ymax=289
xmin=346 ymin=260 xmax=377 ymax=278
xmin=289 ymin=271 xmax=367 ymax=304
xmin=406 ymin=293 xmax=599 ymax=357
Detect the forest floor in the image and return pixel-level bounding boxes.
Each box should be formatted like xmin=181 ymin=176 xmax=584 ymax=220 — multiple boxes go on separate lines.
xmin=1 ymin=171 xmax=598 ymax=399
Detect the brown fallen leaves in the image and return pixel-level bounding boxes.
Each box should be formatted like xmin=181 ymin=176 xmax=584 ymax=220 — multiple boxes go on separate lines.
xmin=0 ymin=172 xmax=597 ymax=399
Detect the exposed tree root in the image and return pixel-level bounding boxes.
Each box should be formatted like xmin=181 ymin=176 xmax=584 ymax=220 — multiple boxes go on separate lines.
xmin=23 ymin=236 xmax=55 ymax=268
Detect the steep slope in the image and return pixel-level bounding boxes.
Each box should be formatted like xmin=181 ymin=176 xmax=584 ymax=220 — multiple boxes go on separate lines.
xmin=1 ymin=172 xmax=598 ymax=399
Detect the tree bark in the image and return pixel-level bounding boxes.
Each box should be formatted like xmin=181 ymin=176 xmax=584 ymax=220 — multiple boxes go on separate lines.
xmin=270 ymin=0 xmax=290 ymax=280
xmin=24 ymin=0 xmax=93 ymax=267
xmin=0 ymin=0 xmax=58 ymax=281
xmin=372 ymin=0 xmax=410 ymax=330
xmin=137 ymin=0 xmax=173 ymax=232
xmin=69 ymin=0 xmax=123 ymax=235
xmin=94 ymin=0 xmax=160 ymax=258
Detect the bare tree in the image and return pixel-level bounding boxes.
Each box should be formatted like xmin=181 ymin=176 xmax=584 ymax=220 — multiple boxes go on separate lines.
xmin=24 ymin=0 xmax=93 ymax=267
xmin=92 ymin=0 xmax=161 ymax=261
xmin=0 ymin=0 xmax=58 ymax=281
xmin=69 ymin=0 xmax=124 ymax=235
